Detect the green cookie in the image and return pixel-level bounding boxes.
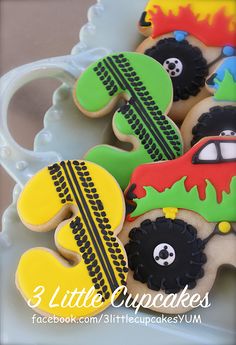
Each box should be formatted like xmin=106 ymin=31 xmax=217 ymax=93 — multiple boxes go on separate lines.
xmin=74 ymin=52 xmax=183 ymax=189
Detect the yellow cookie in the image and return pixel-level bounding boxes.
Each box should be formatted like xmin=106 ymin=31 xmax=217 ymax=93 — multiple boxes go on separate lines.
xmin=16 ymin=160 xmax=128 ymax=318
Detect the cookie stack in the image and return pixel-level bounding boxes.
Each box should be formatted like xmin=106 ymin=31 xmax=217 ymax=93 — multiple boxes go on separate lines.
xmin=16 ymin=0 xmax=236 ymax=318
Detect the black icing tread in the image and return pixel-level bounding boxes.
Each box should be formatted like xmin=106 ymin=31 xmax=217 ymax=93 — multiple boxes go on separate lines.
xmin=93 ymin=53 xmax=182 ymax=160
xmin=115 ymin=55 xmax=181 ymax=158
xmin=48 ymin=164 xmax=73 ymax=204
xmin=48 ymin=161 xmax=127 ymax=300
xmin=72 ymin=161 xmax=128 ymax=283
xmin=191 ymin=105 xmax=236 ymax=146
xmin=125 ymin=217 xmax=206 ymax=294
xmin=70 ymin=216 xmax=108 ymax=299
xmin=94 ymin=62 xmax=119 ymax=96
xmin=145 ymin=38 xmax=208 ymax=102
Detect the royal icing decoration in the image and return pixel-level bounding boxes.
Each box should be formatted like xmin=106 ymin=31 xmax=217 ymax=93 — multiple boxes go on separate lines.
xmin=73 ymin=52 xmax=183 ymax=189
xmin=125 ymin=217 xmax=207 ymax=294
xmin=138 ymin=0 xmax=236 ymax=111
xmin=16 ymin=160 xmax=128 ymax=318
xmin=139 ymin=0 xmax=236 ymax=46
xmin=191 ymin=106 xmax=236 ymax=147
xmin=127 ymin=137 xmax=236 ymax=222
xmin=144 ymin=37 xmax=208 ymax=102
xmin=206 ymin=56 xmax=236 ymax=102
xmin=185 ymin=57 xmax=236 ymax=147
xmin=125 ymin=137 xmax=236 ymax=294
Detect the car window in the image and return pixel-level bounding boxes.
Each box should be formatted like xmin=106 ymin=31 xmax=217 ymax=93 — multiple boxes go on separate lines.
xmin=198 ymin=143 xmax=218 ymax=161
xmin=220 ymin=142 xmax=236 ymax=160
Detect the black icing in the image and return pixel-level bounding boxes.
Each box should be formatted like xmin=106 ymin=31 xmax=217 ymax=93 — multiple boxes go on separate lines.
xmin=125 ymin=184 xmax=137 ymax=216
xmin=139 ymin=11 xmax=152 ymax=27
xmin=206 ymin=73 xmax=217 ymax=87
xmin=94 ymin=54 xmax=182 ymax=160
xmin=125 ymin=217 xmax=206 ymax=294
xmin=126 ymin=183 xmax=137 ymax=201
xmin=145 ymin=38 xmax=208 ymax=102
xmin=191 ymin=106 xmax=236 ymax=147
xmin=48 ymin=161 xmax=128 ymax=301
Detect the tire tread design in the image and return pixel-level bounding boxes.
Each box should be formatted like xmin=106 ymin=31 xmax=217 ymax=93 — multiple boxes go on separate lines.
xmin=125 ymin=217 xmax=206 ymax=294
xmin=93 ymin=53 xmax=182 ymax=161
xmin=145 ymin=38 xmax=208 ymax=102
xmin=191 ymin=105 xmax=236 ymax=146
xmin=48 ymin=161 xmax=128 ymax=301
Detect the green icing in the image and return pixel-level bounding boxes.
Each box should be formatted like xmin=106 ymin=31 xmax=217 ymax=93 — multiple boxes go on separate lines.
xmin=132 ymin=176 xmax=236 ymax=222
xmin=214 ymin=70 xmax=236 ymax=102
xmin=75 ymin=60 xmax=118 ymax=113
xmin=76 ymin=52 xmax=173 ymax=113
xmin=114 ymin=111 xmax=133 ymax=136
xmin=124 ymin=53 xmax=172 ymax=113
xmin=77 ymin=52 xmax=183 ymax=189
xmin=85 ymin=144 xmax=151 ymax=190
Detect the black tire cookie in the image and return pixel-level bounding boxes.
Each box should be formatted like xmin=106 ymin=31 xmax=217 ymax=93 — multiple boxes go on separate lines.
xmin=125 ymin=217 xmax=206 ymax=294
xmin=191 ymin=106 xmax=236 ymax=146
xmin=145 ymin=38 xmax=208 ymax=102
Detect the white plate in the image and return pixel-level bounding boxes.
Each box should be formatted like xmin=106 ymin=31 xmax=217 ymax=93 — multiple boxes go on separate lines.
xmin=0 ymin=1 xmax=235 ymax=344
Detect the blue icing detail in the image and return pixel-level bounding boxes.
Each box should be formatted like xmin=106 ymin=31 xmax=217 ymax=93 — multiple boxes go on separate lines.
xmin=174 ymin=31 xmax=188 ymax=42
xmin=213 ymin=57 xmax=236 ymax=90
xmin=223 ymin=46 xmax=235 ymax=57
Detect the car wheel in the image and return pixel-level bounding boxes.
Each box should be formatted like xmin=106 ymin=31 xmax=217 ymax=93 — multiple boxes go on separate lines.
xmin=125 ymin=217 xmax=207 ymax=294
xmin=191 ymin=105 xmax=236 ymax=146
xmin=144 ymin=38 xmax=208 ymax=102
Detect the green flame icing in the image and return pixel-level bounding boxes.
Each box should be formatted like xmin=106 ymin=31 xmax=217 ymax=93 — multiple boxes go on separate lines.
xmin=132 ymin=176 xmax=236 ymax=222
xmin=214 ymin=70 xmax=236 ymax=102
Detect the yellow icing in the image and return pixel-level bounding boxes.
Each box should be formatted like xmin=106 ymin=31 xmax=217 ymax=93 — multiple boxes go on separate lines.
xmin=218 ymin=221 xmax=231 ymax=234
xmin=163 ymin=207 xmax=178 ymax=220
xmin=16 ymin=160 xmax=127 ymax=318
xmin=144 ymin=0 xmax=235 ymax=30
xmin=17 ymin=168 xmax=63 ymax=227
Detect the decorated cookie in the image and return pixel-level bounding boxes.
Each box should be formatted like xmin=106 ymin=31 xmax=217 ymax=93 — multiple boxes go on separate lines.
xmin=120 ymin=137 xmax=236 ymax=314
xmin=73 ymin=52 xmax=183 ymax=190
xmin=137 ymin=0 xmax=236 ymax=122
xmin=181 ymin=57 xmax=236 ymax=151
xmin=16 ymin=160 xmax=128 ymax=318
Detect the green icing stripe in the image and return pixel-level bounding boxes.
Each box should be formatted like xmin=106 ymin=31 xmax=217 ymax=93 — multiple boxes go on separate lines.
xmin=132 ymin=176 xmax=236 ymax=222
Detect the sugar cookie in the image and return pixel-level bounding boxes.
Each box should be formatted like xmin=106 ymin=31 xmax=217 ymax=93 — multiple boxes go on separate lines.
xmin=181 ymin=57 xmax=236 ymax=151
xmin=16 ymin=160 xmax=128 ymax=318
xmin=120 ymin=137 xmax=236 ymax=314
xmin=137 ymin=0 xmax=236 ymax=122
xmin=73 ymin=52 xmax=183 ymax=190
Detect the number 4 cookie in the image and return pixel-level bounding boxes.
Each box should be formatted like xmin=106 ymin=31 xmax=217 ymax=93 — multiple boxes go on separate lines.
xmin=73 ymin=52 xmax=182 ymax=190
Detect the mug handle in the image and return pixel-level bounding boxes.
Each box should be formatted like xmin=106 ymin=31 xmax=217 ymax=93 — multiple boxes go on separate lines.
xmin=0 ymin=48 xmax=111 ymax=187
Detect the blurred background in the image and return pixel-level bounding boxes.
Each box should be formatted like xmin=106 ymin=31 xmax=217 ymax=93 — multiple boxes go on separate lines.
xmin=0 ymin=0 xmax=94 ymax=221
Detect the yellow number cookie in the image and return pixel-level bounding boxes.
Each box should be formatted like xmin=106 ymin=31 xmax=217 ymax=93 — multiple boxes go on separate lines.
xmin=16 ymin=160 xmax=128 ymax=318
